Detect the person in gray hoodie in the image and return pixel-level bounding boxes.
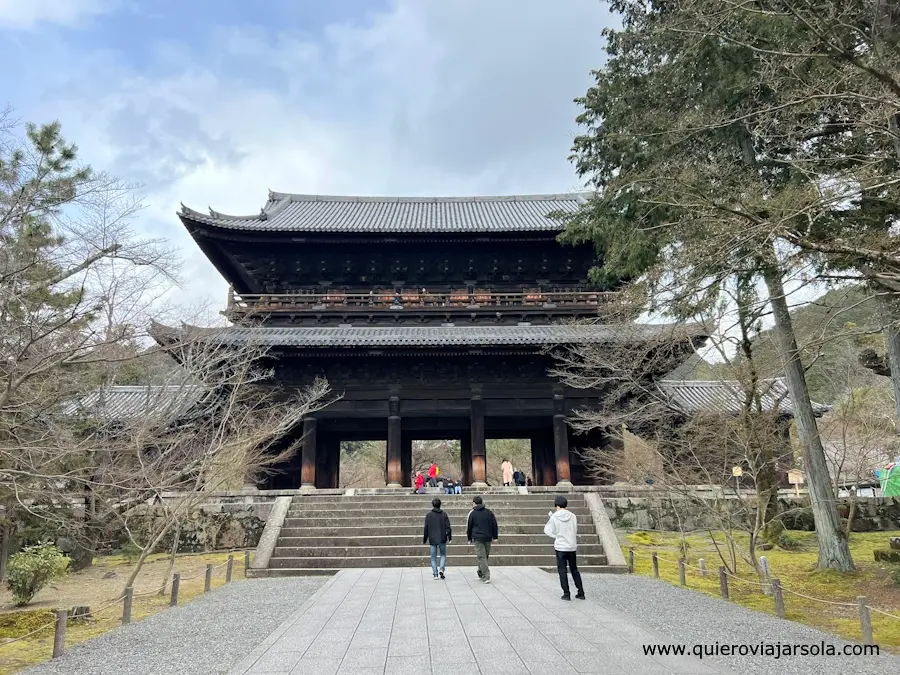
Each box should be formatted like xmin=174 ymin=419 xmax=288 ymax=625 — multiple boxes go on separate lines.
xmin=544 ymin=495 xmax=585 ymax=600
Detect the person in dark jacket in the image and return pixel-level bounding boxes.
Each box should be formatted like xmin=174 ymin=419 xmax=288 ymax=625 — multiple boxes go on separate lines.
xmin=424 ymin=498 xmax=452 ymax=579
xmin=466 ymin=496 xmax=498 ymax=583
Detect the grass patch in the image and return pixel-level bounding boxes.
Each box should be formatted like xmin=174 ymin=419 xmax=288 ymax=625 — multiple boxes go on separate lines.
xmin=623 ymin=530 xmax=900 ymax=650
xmin=0 ymin=550 xmax=251 ymax=674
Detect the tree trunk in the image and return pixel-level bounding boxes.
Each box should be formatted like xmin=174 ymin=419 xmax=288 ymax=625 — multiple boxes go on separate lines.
xmin=0 ymin=526 xmax=9 ymax=580
xmin=761 ymin=263 xmax=855 ymax=571
xmin=876 ymin=292 xmax=900 ymax=433
xmin=158 ymin=521 xmax=181 ymax=596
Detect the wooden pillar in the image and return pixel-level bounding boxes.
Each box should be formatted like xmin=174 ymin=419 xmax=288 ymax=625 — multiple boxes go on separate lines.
xmin=460 ymin=436 xmax=473 ymax=486
xmin=301 ymin=417 xmax=317 ymax=488
xmin=386 ymin=397 xmax=402 ymax=486
xmin=553 ymin=395 xmax=572 ymax=486
xmin=471 ymin=395 xmax=487 ymax=486
xmin=317 ymin=435 xmax=340 ymax=489
xmin=401 ymin=434 xmax=413 ymax=487
xmin=531 ymin=436 xmax=544 ymax=486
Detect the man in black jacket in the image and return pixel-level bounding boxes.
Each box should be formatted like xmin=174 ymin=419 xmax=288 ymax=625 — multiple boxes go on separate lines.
xmin=466 ymin=496 xmax=498 ymax=583
xmin=424 ymin=498 xmax=452 ymax=579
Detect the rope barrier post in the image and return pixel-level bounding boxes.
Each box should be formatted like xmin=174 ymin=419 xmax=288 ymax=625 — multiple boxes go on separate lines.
xmin=678 ymin=558 xmax=686 ymax=586
xmin=858 ymin=596 xmax=873 ymax=645
xmin=204 ymin=564 xmax=213 ymax=592
xmin=244 ymin=550 xmax=250 ymax=573
xmin=772 ymin=578 xmax=785 ymax=619
xmin=651 ymin=552 xmax=659 ymax=579
xmin=170 ymin=573 xmax=180 ymax=607
xmin=226 ymin=555 xmax=234 ymax=583
xmin=719 ymin=566 xmax=729 ymax=600
xmin=698 ymin=558 xmax=707 ymax=577
xmin=52 ymin=610 xmax=67 ymax=659
xmin=759 ymin=556 xmax=772 ymax=596
xmin=628 ymin=548 xmax=634 ymax=574
xmin=122 ymin=587 xmax=133 ymax=625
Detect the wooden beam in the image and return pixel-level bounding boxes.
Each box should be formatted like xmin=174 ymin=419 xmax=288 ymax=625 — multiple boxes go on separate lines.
xmin=553 ymin=395 xmax=572 ymax=486
xmin=471 ymin=395 xmax=487 ymax=486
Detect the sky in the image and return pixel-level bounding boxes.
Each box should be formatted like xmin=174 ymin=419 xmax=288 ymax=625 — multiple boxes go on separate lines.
xmin=0 ymin=0 xmax=615 ymax=312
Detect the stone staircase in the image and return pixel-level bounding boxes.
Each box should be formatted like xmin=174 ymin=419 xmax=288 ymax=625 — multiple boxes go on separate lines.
xmin=252 ymin=492 xmax=622 ymax=576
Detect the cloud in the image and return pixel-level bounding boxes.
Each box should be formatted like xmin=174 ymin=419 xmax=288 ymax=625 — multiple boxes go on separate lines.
xmin=18 ymin=0 xmax=615 ymax=310
xmin=0 ymin=0 xmax=113 ymax=29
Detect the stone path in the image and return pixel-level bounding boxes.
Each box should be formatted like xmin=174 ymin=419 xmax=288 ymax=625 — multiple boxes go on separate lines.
xmin=230 ymin=567 xmax=735 ymax=675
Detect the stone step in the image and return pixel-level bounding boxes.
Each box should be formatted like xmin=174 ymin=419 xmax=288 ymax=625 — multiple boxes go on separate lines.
xmin=278 ymin=523 xmax=596 ymax=537
xmin=291 ymin=494 xmax=584 ymax=505
xmin=271 ymin=544 xmax=607 ymax=558
xmin=275 ymin=534 xmax=600 ymax=547
xmin=267 ymin=554 xmax=609 ymax=569
xmin=250 ymin=565 xmax=625 ymax=578
xmin=281 ymin=514 xmax=589 ymax=527
xmin=285 ymin=506 xmax=591 ymax=517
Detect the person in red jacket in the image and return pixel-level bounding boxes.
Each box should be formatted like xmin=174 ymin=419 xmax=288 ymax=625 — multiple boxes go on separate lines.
xmin=427 ymin=462 xmax=438 ymax=487
xmin=415 ymin=471 xmax=425 ymax=493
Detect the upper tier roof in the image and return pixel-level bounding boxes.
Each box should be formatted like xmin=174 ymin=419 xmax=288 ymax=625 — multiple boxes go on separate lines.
xmin=178 ymin=192 xmax=590 ymax=234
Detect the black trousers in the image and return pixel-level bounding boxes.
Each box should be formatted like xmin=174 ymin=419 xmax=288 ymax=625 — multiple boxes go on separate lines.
xmin=556 ymin=550 xmax=583 ymax=595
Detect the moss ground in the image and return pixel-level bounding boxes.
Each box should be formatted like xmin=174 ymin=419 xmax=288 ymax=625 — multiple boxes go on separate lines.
xmin=623 ymin=530 xmax=900 ymax=650
xmin=0 ymin=550 xmax=251 ymax=674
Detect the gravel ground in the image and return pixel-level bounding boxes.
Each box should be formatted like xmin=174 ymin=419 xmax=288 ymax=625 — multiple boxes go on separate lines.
xmin=581 ymin=573 xmax=900 ymax=675
xmin=24 ymin=577 xmax=326 ymax=675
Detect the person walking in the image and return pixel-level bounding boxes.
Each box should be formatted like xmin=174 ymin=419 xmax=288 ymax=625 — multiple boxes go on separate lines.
xmin=544 ymin=495 xmax=585 ymax=600
xmin=415 ymin=471 xmax=425 ymax=493
xmin=424 ymin=498 xmax=452 ymax=580
xmin=501 ymin=458 xmax=513 ymax=486
xmin=466 ymin=496 xmax=498 ymax=583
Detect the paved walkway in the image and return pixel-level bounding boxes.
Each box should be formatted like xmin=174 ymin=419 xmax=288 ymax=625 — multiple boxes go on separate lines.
xmin=230 ymin=567 xmax=734 ymax=675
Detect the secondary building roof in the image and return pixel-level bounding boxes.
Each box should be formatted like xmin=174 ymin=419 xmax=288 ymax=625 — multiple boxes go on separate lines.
xmin=150 ymin=322 xmax=705 ymax=349
xmin=61 ymin=384 xmax=208 ymax=424
xmin=657 ymin=378 xmax=831 ymax=417
xmin=178 ymin=192 xmax=590 ymax=234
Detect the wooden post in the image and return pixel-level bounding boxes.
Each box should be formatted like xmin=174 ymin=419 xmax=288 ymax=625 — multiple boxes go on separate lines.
xmin=122 ymin=586 xmax=133 ymax=625
xmin=52 ymin=610 xmax=67 ymax=658
xmin=204 ymin=564 xmax=213 ymax=592
xmin=858 ymin=596 xmax=873 ymax=645
xmin=226 ymin=555 xmax=234 ymax=582
xmin=651 ymin=552 xmax=659 ymax=578
xmin=719 ymin=567 xmax=729 ymax=600
xmin=552 ymin=395 xmax=571 ymax=486
xmin=244 ymin=550 xmax=251 ymax=572
xmin=628 ymin=548 xmax=634 ymax=574
xmin=170 ymin=573 xmax=180 ymax=607
xmin=386 ymin=397 xmax=402 ymax=486
xmin=772 ymin=578 xmax=785 ymax=619
xmin=699 ymin=558 xmax=707 ymax=577
xmin=470 ymin=395 xmax=487 ymax=485
xmin=678 ymin=558 xmax=686 ymax=586
xmin=301 ymin=417 xmax=317 ymax=487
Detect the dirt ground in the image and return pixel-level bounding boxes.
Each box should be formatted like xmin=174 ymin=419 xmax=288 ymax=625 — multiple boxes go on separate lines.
xmin=0 ymin=550 xmax=248 ymax=613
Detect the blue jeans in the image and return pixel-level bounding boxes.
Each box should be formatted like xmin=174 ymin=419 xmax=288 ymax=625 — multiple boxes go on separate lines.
xmin=453 ymin=485 xmax=462 ymax=494
xmin=430 ymin=543 xmax=447 ymax=575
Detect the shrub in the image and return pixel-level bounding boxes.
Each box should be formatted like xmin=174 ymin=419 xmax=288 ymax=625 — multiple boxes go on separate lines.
xmin=6 ymin=544 xmax=69 ymax=606
xmin=891 ymin=566 xmax=900 ymax=588
xmin=777 ymin=532 xmax=801 ymax=551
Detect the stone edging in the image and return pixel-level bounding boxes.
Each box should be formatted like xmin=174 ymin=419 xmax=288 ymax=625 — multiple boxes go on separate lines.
xmin=584 ymin=492 xmax=627 ymax=568
xmin=249 ymin=496 xmax=291 ymax=572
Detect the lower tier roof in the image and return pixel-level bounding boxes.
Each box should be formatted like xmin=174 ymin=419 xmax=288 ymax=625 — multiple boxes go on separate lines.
xmin=149 ymin=322 xmax=706 ymax=348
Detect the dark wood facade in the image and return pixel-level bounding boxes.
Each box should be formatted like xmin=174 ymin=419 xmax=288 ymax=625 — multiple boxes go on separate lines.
xmin=165 ymin=193 xmax=704 ymax=488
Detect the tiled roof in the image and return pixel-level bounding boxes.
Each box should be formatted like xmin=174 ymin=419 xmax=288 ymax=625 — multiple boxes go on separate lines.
xmin=150 ymin=323 xmax=704 ymax=349
xmin=657 ymin=379 xmax=831 ymax=417
xmin=61 ymin=385 xmax=207 ymax=423
xmin=178 ymin=192 xmax=589 ymax=233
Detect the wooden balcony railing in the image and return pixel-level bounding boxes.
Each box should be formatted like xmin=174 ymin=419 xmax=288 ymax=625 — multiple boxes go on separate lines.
xmin=226 ymin=289 xmax=614 ymax=314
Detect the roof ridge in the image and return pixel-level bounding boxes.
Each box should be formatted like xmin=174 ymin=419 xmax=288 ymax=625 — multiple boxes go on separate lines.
xmin=266 ymin=192 xmax=591 ymax=204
